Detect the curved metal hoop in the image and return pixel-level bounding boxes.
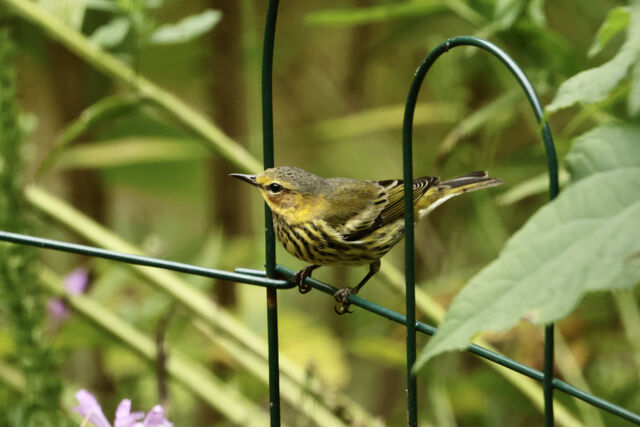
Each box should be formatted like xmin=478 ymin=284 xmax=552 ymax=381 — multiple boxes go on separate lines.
xmin=402 ymin=36 xmax=559 ymax=426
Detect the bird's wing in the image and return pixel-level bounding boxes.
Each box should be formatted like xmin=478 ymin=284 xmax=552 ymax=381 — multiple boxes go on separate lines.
xmin=335 ymin=176 xmax=438 ymax=242
xmin=322 ymin=178 xmax=382 ymax=239
xmin=376 ymin=177 xmax=439 ymax=226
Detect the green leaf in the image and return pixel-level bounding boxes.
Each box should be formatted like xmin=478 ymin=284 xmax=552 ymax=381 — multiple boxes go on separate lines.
xmin=527 ymin=0 xmax=546 ymax=27
xmin=547 ymin=2 xmax=640 ymax=113
xmin=546 ymin=45 xmax=636 ymax=113
xmin=565 ymin=123 xmax=640 ymax=180
xmin=89 ymin=17 xmax=130 ymax=48
xmin=148 ymin=9 xmax=221 ymax=45
xmin=37 ymin=0 xmax=86 ymax=29
xmin=415 ymin=123 xmax=640 ymax=368
xmin=494 ymin=0 xmax=524 ymax=30
xmin=588 ymin=6 xmax=630 ymax=58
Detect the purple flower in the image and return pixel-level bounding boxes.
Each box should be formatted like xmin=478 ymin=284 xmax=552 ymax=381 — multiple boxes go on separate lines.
xmin=114 ymin=399 xmax=144 ymax=427
xmin=65 ymin=267 xmax=90 ymax=295
xmin=73 ymin=389 xmax=111 ymax=427
xmin=73 ymin=389 xmax=173 ymax=427
xmin=48 ymin=268 xmax=91 ymax=322
xmin=140 ymin=405 xmax=173 ymax=427
xmin=47 ymin=298 xmax=69 ymax=321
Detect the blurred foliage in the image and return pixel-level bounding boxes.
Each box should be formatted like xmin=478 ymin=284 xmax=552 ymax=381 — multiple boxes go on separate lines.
xmin=0 ymin=24 xmax=63 ymax=426
xmin=1 ymin=0 xmax=639 ymax=426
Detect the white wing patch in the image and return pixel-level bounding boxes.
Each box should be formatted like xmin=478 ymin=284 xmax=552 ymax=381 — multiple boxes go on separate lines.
xmin=418 ymin=193 xmax=456 ymax=219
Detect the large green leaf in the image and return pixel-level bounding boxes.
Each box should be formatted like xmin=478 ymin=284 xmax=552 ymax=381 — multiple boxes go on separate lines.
xmin=546 ymin=2 xmax=640 ymax=113
xmin=565 ymin=123 xmax=640 ymax=180
xmin=415 ymin=123 xmax=640 ymax=368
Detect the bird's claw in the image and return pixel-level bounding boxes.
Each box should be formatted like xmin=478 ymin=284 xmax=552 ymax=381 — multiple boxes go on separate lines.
xmin=334 ymin=304 xmax=352 ymax=315
xmin=292 ymin=269 xmax=312 ymax=294
xmin=298 ymin=281 xmax=312 ymax=294
xmin=333 ymin=287 xmax=355 ymax=315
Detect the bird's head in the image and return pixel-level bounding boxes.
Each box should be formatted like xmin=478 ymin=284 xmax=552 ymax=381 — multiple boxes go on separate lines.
xmin=230 ymin=166 xmax=329 ymax=222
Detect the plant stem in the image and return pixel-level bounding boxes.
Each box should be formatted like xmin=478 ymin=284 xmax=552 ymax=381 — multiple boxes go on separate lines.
xmin=3 ymin=0 xmax=262 ymax=173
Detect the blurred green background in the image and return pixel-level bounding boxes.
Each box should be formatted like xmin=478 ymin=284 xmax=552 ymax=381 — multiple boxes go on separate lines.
xmin=1 ymin=0 xmax=639 ymax=426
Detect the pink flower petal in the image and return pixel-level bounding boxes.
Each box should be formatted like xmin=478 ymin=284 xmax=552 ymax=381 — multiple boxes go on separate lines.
xmin=72 ymin=389 xmax=171 ymax=427
xmin=47 ymin=298 xmax=69 ymax=321
xmin=143 ymin=405 xmax=172 ymax=427
xmin=114 ymin=399 xmax=144 ymax=427
xmin=115 ymin=399 xmax=132 ymax=419
xmin=65 ymin=267 xmax=90 ymax=295
xmin=73 ymin=389 xmax=111 ymax=427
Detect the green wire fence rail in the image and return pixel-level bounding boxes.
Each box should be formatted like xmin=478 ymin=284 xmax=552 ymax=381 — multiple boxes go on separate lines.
xmin=1 ymin=0 xmax=640 ymax=426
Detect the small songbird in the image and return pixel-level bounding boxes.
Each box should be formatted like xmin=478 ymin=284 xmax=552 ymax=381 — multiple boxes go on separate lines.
xmin=231 ymin=167 xmax=502 ymax=314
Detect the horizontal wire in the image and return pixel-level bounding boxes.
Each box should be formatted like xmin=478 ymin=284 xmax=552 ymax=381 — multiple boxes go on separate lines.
xmin=2 ymin=229 xmax=639 ymax=424
xmin=0 ymin=231 xmax=293 ymax=289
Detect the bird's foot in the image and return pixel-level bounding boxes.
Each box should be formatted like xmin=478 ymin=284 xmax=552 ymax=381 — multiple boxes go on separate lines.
xmin=292 ymin=265 xmax=317 ymax=294
xmin=333 ymin=287 xmax=355 ymax=315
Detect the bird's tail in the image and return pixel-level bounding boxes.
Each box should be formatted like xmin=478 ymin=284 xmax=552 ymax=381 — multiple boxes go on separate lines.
xmin=416 ymin=171 xmax=503 ymax=218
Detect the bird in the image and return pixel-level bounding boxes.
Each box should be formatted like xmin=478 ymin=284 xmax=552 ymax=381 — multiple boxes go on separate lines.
xmin=231 ymin=166 xmax=502 ymax=314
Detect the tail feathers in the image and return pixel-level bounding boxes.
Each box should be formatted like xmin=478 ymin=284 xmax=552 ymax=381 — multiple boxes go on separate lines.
xmin=416 ymin=171 xmax=502 ymax=218
xmin=439 ymin=171 xmax=503 ymax=192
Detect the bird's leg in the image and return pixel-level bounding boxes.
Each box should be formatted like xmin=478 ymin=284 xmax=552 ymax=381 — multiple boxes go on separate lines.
xmin=292 ymin=264 xmax=320 ymax=294
xmin=334 ymin=260 xmax=381 ymax=315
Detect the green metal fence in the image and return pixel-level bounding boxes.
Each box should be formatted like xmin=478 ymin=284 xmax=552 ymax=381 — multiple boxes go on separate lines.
xmin=1 ymin=0 xmax=640 ymax=425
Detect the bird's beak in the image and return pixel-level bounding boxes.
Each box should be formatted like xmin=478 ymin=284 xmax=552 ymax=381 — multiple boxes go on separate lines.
xmin=229 ymin=173 xmax=258 ymax=186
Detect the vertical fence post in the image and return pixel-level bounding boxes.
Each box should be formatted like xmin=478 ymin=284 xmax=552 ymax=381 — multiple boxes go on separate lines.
xmin=262 ymin=0 xmax=281 ymax=425
xmin=544 ymin=325 xmax=555 ymax=426
xmin=402 ymin=40 xmax=457 ymax=426
xmin=403 ymin=101 xmax=418 ymax=426
xmin=402 ymin=71 xmax=426 ymax=425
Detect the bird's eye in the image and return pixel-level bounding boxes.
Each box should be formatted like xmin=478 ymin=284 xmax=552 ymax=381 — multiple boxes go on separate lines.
xmin=268 ymin=183 xmax=283 ymax=193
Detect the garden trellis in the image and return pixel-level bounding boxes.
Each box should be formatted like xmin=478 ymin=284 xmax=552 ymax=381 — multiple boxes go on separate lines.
xmin=1 ymin=0 xmax=640 ymax=426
